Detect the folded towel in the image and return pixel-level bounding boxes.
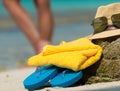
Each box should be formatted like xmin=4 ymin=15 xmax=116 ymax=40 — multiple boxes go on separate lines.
xmin=28 ymin=38 xmax=102 ymax=71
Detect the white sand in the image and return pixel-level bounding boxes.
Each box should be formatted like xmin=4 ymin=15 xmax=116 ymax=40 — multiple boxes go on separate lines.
xmin=0 ymin=68 xmax=34 ymax=91
xmin=0 ymin=68 xmax=120 ymax=91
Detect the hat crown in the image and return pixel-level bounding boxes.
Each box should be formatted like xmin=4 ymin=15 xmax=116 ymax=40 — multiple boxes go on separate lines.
xmin=95 ymin=3 xmax=120 ymax=19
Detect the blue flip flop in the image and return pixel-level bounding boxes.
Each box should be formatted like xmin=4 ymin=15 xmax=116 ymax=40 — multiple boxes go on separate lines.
xmin=23 ymin=66 xmax=59 ymax=90
xmin=50 ymin=70 xmax=83 ymax=87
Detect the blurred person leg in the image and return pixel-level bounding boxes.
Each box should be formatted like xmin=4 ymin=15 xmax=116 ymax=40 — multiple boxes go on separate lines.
xmin=3 ymin=0 xmax=54 ymax=54
xmin=34 ymin=0 xmax=54 ymax=50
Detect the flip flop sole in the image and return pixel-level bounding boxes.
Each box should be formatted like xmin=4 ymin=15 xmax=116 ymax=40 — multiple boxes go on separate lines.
xmin=50 ymin=70 xmax=82 ymax=87
xmin=23 ymin=66 xmax=59 ymax=90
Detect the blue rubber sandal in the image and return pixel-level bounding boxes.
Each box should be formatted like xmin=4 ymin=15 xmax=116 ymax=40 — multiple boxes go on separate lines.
xmin=50 ymin=70 xmax=83 ymax=87
xmin=23 ymin=66 xmax=59 ymax=90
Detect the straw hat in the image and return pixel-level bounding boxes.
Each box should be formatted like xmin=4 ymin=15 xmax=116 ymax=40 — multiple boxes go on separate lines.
xmin=88 ymin=3 xmax=120 ymax=40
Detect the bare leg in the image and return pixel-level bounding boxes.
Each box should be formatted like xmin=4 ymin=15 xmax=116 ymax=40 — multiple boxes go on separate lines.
xmin=3 ymin=0 xmax=53 ymax=54
xmin=34 ymin=0 xmax=54 ymax=43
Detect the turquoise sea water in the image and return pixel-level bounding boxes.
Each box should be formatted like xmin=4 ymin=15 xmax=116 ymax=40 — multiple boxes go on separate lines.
xmin=0 ymin=0 xmax=120 ymax=16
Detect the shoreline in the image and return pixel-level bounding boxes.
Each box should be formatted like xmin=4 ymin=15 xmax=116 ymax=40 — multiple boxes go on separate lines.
xmin=0 ymin=10 xmax=96 ymax=30
xmin=0 ymin=16 xmax=91 ymax=30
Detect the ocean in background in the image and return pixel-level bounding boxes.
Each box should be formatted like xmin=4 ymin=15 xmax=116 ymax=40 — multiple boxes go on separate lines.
xmin=0 ymin=0 xmax=120 ymax=70
xmin=0 ymin=23 xmax=93 ymax=70
xmin=0 ymin=0 xmax=120 ymax=16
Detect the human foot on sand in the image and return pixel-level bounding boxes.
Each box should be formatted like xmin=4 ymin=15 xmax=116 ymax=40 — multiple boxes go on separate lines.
xmin=35 ymin=40 xmax=50 ymax=54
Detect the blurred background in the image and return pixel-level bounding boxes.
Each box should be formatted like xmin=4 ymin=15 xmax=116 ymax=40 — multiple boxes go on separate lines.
xmin=0 ymin=0 xmax=119 ymax=70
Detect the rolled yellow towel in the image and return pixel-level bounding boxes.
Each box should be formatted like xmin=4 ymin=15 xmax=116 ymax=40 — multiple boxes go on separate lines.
xmin=28 ymin=38 xmax=102 ymax=71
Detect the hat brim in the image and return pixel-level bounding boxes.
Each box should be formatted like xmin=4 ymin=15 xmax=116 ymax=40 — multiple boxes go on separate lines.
xmin=87 ymin=29 xmax=120 ymax=40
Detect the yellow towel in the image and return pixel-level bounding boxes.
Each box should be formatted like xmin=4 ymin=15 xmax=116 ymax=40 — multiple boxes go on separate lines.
xmin=28 ymin=38 xmax=102 ymax=71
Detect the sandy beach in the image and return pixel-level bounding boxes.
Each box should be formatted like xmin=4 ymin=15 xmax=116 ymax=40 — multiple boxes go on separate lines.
xmin=0 ymin=68 xmax=120 ymax=91
xmin=1 ymin=1 xmax=120 ymax=91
